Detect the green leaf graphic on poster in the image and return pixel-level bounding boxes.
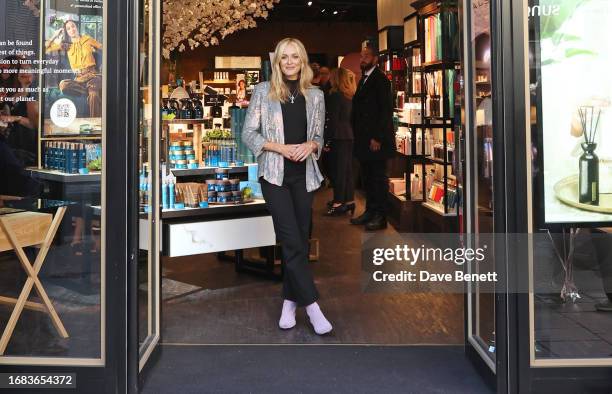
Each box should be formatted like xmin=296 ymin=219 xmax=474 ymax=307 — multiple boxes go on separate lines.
xmin=537 ymin=0 xmax=597 ymax=65
xmin=539 ymin=0 xmax=589 ymax=39
xmin=564 ymin=48 xmax=597 ymax=58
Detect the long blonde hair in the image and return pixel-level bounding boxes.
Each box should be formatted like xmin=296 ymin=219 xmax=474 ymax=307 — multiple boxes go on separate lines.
xmin=269 ymin=38 xmax=313 ymax=103
xmin=330 ymin=67 xmax=356 ymax=99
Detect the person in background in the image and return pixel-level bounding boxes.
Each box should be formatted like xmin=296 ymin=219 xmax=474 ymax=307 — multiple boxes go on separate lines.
xmin=310 ymin=62 xmax=321 ymax=85
xmin=46 ymin=19 xmax=103 ymax=117
xmin=242 ymin=38 xmax=332 ymax=335
xmin=318 ymin=65 xmax=333 ymax=187
xmin=325 ymin=67 xmax=356 ymax=216
xmin=350 ymin=39 xmax=394 ymax=231
xmin=318 ymin=66 xmax=331 ymax=94
xmin=0 ymin=59 xmax=39 ymax=197
xmin=5 ymin=61 xmax=38 ymax=167
xmin=0 ymin=55 xmax=20 ymax=93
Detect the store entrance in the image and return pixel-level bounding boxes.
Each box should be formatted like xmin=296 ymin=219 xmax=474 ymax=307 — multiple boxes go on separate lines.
xmin=131 ymin=0 xmax=504 ymax=392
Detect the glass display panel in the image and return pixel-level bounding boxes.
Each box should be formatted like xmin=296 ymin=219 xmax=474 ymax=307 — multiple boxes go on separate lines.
xmin=0 ymin=0 xmax=105 ymax=364
xmin=529 ymin=0 xmax=612 ymax=363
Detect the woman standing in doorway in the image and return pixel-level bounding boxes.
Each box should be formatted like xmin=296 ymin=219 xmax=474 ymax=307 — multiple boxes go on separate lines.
xmin=242 ymin=38 xmax=332 ymax=335
xmin=325 ymin=67 xmax=356 ymax=216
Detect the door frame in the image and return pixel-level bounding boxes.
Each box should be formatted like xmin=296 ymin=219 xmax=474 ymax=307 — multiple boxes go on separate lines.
xmin=127 ymin=0 xmax=162 ymax=392
xmin=460 ymin=0 xmax=532 ymax=391
xmin=508 ymin=0 xmax=612 ymax=392
xmin=2 ymin=0 xmax=131 ymax=392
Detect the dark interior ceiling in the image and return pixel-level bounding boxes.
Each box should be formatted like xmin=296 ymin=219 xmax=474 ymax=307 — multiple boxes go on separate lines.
xmin=266 ymin=0 xmax=377 ymax=23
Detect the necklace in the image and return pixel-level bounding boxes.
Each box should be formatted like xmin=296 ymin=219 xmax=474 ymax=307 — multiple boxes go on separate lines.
xmin=287 ymin=86 xmax=299 ymax=104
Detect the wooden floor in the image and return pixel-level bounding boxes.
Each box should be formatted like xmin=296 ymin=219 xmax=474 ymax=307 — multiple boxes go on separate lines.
xmin=159 ymin=187 xmax=465 ymax=345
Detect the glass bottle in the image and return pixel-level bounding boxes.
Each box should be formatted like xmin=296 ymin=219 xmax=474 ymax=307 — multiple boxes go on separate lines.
xmin=579 ymin=142 xmax=599 ymax=205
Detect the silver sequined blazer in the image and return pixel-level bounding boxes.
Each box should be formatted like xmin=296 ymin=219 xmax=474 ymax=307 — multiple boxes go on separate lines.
xmin=242 ymin=81 xmax=325 ymax=192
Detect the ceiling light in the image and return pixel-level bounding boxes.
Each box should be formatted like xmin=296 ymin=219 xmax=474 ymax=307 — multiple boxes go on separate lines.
xmin=333 ymin=10 xmax=338 ymax=15
xmin=307 ymin=1 xmax=312 ymax=6
xmin=321 ymin=8 xmax=326 ymax=12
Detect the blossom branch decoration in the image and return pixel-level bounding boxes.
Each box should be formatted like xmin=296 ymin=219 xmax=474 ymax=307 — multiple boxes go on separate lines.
xmin=162 ymin=0 xmax=279 ymax=59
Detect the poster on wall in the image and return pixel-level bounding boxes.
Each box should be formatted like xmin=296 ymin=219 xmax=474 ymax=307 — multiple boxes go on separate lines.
xmin=533 ymin=0 xmax=612 ymax=225
xmin=43 ymin=0 xmax=103 ymax=136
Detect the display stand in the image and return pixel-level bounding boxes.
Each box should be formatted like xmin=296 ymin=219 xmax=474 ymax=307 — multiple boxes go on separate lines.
xmin=412 ymin=0 xmax=460 ymax=232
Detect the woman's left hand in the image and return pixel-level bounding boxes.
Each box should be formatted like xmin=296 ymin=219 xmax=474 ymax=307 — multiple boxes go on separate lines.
xmin=290 ymin=141 xmax=317 ymax=162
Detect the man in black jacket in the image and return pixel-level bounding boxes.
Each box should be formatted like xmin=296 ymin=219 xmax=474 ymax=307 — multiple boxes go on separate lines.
xmin=350 ymin=40 xmax=394 ymax=231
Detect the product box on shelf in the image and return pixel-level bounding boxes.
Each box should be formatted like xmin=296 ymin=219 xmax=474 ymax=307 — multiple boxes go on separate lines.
xmin=389 ymin=176 xmax=407 ymax=196
xmin=247 ymin=164 xmax=258 ymax=182
xmin=239 ymin=181 xmax=262 ymax=198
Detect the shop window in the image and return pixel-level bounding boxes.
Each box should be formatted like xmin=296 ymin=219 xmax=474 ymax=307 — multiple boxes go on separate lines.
xmin=528 ymin=0 xmax=612 ymax=365
xmin=0 ymin=0 xmax=106 ymax=365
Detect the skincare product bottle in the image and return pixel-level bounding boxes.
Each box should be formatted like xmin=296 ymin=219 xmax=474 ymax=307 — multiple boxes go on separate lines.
xmin=79 ymin=143 xmax=87 ymax=170
xmin=71 ymin=143 xmax=79 ymax=174
xmin=579 ymin=142 xmax=599 ymax=205
xmin=162 ymin=178 xmax=169 ymax=210
xmin=168 ymin=173 xmax=176 ymax=209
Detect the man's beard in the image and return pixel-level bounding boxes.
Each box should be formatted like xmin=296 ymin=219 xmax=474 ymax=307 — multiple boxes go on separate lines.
xmin=360 ymin=62 xmax=374 ymax=72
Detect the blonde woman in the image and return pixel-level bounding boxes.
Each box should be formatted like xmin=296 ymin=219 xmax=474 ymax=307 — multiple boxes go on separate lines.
xmin=242 ymin=38 xmax=332 ymax=335
xmin=325 ymin=68 xmax=356 ymax=216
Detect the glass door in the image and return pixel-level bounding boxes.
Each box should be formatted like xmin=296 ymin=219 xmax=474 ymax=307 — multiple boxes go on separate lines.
xmin=136 ymin=0 xmax=161 ymax=374
xmin=462 ymin=0 xmax=497 ymax=379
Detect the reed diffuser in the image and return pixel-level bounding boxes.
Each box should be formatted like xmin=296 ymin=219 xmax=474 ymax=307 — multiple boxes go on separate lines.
xmin=577 ymin=106 xmax=601 ymax=205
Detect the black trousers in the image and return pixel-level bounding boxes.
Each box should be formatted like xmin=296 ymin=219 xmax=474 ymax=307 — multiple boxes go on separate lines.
xmin=260 ymin=173 xmax=319 ymax=306
xmin=331 ymin=140 xmax=355 ymax=203
xmin=360 ymin=159 xmax=388 ymax=217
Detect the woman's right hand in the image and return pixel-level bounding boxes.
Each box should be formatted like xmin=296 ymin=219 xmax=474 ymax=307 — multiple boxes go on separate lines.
xmin=276 ymin=143 xmax=298 ymax=160
xmin=263 ymin=142 xmax=298 ymax=160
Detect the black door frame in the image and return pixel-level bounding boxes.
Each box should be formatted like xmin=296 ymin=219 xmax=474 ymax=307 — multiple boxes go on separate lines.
xmin=460 ymin=0 xmax=516 ymax=391
xmin=126 ymin=1 xmax=163 ymax=392
xmin=1 ymin=0 xmax=130 ymax=392
xmin=505 ymin=0 xmax=612 ymax=393
xmin=118 ymin=0 xmax=609 ymax=393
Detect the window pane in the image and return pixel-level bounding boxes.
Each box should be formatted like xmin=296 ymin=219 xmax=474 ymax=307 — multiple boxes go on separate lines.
xmin=0 ymin=0 xmax=105 ymax=363
xmin=529 ymin=0 xmax=612 ymax=362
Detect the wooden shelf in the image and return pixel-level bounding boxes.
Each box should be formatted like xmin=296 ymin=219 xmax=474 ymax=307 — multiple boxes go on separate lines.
xmin=420 ymin=60 xmax=460 ymax=72
xmin=422 ymin=201 xmax=456 ymax=217
xmin=27 ymin=168 xmax=101 ymax=183
xmin=391 ymin=193 xmax=407 ymax=202
xmin=424 ymin=116 xmax=453 ymax=122
xmin=161 ymin=199 xmax=267 ymax=220
xmin=41 ymin=135 xmax=102 ymax=140
xmin=170 ymin=165 xmax=251 ymax=177
xmin=425 ymin=156 xmax=449 ymax=165
xmin=398 ymin=122 xmax=428 ymax=128
xmin=202 ymin=80 xmax=236 ymax=84
xmin=163 ymin=119 xmax=211 ymax=124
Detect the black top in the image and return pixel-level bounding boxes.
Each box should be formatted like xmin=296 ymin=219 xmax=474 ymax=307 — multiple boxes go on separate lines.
xmin=281 ymin=79 xmax=307 ymax=177
xmin=6 ymin=96 xmax=37 ymax=167
xmin=327 ymin=91 xmax=353 ymax=140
